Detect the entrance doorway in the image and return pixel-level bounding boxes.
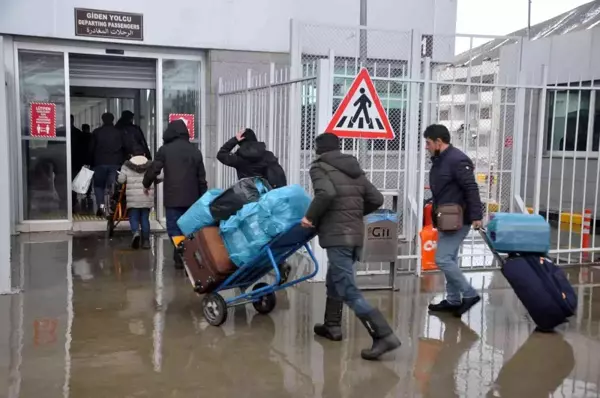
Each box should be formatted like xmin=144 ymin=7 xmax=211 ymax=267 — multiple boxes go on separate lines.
xmin=14 ymin=41 xmax=204 ymax=232
xmin=69 ymin=86 xmax=157 ymax=221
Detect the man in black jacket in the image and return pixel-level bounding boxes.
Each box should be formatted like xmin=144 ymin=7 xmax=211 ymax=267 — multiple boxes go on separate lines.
xmin=90 ymin=113 xmax=127 ymax=217
xmin=301 ymin=133 xmax=400 ymax=361
xmin=143 ymin=120 xmax=207 ymax=268
xmin=424 ymin=124 xmax=482 ymax=317
xmin=116 ymin=110 xmax=152 ymax=160
xmin=217 ymin=128 xmax=287 ymax=188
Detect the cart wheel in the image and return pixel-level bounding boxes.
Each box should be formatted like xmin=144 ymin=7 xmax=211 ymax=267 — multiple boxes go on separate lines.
xmin=106 ymin=219 xmax=115 ymax=238
xmin=251 ymin=282 xmax=277 ymax=315
xmin=202 ymin=293 xmax=228 ymax=326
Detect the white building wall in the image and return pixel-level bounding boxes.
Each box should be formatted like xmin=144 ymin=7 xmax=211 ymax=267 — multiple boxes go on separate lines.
xmin=0 ymin=0 xmax=456 ymax=54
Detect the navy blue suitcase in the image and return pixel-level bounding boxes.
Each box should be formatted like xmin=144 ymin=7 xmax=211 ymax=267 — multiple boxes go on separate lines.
xmin=479 ymin=229 xmax=577 ymax=331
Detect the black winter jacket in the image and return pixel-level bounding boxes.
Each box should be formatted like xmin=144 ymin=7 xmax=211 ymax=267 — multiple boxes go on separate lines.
xmin=429 ymin=145 xmax=483 ymax=226
xmin=143 ymin=120 xmax=207 ymax=208
xmin=217 ymin=137 xmax=281 ymax=181
xmin=305 ymin=150 xmax=384 ymax=248
xmin=90 ymin=123 xmax=127 ymax=167
xmin=70 ymin=125 xmax=91 ymax=172
xmin=117 ymin=121 xmax=152 ymax=160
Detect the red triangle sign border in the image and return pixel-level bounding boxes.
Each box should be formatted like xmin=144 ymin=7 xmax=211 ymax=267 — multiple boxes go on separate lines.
xmin=325 ymin=68 xmax=395 ymax=140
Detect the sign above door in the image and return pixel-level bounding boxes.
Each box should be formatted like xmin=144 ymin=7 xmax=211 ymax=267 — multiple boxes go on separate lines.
xmin=75 ymin=8 xmax=144 ymax=41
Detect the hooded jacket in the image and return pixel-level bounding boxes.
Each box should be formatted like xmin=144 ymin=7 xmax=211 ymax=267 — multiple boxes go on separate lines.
xmin=117 ymin=120 xmax=152 ymax=160
xmin=117 ymin=156 xmax=156 ymax=209
xmin=217 ymin=136 xmax=283 ymax=182
xmin=305 ymin=150 xmax=384 ymax=248
xmin=143 ymin=120 xmax=207 ymax=208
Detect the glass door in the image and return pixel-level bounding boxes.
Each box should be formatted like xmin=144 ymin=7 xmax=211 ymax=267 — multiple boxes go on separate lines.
xmin=17 ymin=49 xmax=71 ymax=224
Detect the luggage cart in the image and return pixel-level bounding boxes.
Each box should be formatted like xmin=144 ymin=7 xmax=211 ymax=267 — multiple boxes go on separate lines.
xmin=175 ymin=224 xmax=319 ymax=326
xmin=106 ymin=182 xmax=127 ymax=238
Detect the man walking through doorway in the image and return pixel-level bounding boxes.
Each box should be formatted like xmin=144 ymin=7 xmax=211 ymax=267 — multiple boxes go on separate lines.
xmin=90 ymin=113 xmax=127 ymax=217
xmin=143 ymin=119 xmax=207 ymax=269
xmin=70 ymin=115 xmax=91 ymax=214
xmin=424 ymin=124 xmax=482 ymax=317
xmin=117 ymin=110 xmax=152 ymax=160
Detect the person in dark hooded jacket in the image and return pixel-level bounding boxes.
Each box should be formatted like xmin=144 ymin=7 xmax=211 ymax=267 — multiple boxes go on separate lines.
xmin=301 ymin=133 xmax=400 ymax=361
xmin=143 ymin=120 xmax=207 ymax=268
xmin=116 ymin=110 xmax=152 ymax=160
xmin=217 ymin=128 xmax=287 ymax=188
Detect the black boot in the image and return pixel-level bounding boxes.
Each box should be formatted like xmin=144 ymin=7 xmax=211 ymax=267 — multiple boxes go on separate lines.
xmin=358 ymin=309 xmax=401 ymax=360
xmin=173 ymin=250 xmax=184 ymax=270
xmin=314 ymin=297 xmax=343 ymax=341
xmin=141 ymin=234 xmax=151 ymax=250
xmin=131 ymin=231 xmax=141 ymax=249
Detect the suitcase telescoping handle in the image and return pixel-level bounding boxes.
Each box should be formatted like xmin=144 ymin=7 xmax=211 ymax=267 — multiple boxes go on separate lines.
xmin=477 ymin=227 xmax=505 ymax=267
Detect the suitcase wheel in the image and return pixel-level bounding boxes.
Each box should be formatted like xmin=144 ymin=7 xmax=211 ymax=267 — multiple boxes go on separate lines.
xmin=251 ymin=282 xmax=277 ymax=315
xmin=202 ymin=293 xmax=228 ymax=326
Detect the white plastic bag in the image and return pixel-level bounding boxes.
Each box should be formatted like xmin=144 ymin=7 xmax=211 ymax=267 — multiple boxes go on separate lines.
xmin=72 ymin=166 xmax=95 ymax=194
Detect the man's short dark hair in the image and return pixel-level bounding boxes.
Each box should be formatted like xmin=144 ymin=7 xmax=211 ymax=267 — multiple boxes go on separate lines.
xmin=424 ymin=124 xmax=451 ymax=144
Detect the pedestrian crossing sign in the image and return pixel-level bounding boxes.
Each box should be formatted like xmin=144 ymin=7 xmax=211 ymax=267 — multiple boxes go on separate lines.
xmin=325 ymin=68 xmax=395 ymax=140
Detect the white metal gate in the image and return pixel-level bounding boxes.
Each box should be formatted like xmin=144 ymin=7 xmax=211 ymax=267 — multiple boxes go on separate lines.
xmin=217 ymin=21 xmax=600 ymax=281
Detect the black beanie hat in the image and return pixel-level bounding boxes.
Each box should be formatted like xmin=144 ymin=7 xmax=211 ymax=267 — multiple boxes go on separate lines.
xmin=315 ymin=133 xmax=340 ymax=155
xmin=242 ymin=128 xmax=257 ymax=142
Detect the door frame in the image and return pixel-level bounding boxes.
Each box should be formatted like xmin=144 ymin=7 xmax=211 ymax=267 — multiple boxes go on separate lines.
xmin=12 ymin=38 xmax=206 ymax=231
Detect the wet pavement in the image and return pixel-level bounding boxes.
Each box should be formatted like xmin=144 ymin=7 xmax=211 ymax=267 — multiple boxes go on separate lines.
xmin=1 ymin=232 xmax=600 ymax=397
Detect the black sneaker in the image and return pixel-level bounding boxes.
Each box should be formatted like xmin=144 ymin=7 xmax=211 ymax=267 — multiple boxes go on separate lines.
xmin=428 ymin=300 xmax=461 ymax=313
xmin=453 ymin=296 xmax=482 ymax=317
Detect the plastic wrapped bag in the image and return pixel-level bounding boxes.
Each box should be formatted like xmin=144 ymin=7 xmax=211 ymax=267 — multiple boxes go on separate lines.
xmin=259 ymin=185 xmax=311 ymax=236
xmin=72 ymin=166 xmax=94 ymax=194
xmin=220 ymin=203 xmax=272 ymax=266
xmin=220 ymin=185 xmax=311 ymax=266
xmin=177 ymin=189 xmax=223 ymax=236
xmin=487 ymin=212 xmax=550 ymax=254
xmin=210 ymin=177 xmax=270 ymax=222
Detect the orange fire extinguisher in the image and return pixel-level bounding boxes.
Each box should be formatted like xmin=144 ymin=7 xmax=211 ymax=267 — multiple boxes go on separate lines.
xmin=420 ymin=202 xmax=438 ymax=271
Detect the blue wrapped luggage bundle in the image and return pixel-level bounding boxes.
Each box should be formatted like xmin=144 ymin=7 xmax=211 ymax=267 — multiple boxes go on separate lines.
xmin=220 ymin=185 xmax=311 ymax=266
xmin=486 ymin=212 xmax=550 ymax=254
xmin=177 ymin=189 xmax=223 ymax=237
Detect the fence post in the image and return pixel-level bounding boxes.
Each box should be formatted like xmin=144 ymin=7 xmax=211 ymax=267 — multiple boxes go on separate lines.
xmin=405 ymin=29 xmax=422 ymax=273
xmin=245 ymin=69 xmax=252 ymax=128
xmin=511 ymin=70 xmax=528 ymax=213
xmin=416 ymin=58 xmax=431 ymax=277
xmin=532 ymin=65 xmax=548 ymax=215
xmin=310 ymin=53 xmax=335 ymax=282
xmin=216 ymin=77 xmax=224 ymax=188
xmin=267 ymin=63 xmax=275 ymax=152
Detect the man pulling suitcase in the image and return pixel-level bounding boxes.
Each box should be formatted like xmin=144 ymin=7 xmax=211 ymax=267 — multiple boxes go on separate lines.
xmin=424 ymin=124 xmax=482 ymax=317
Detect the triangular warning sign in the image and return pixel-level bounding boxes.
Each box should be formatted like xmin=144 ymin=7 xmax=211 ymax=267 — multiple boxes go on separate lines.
xmin=325 ymin=68 xmax=395 ymax=140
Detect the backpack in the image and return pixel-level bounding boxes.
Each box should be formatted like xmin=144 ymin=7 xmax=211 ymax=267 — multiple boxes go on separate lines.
xmin=265 ymin=161 xmax=287 ymax=189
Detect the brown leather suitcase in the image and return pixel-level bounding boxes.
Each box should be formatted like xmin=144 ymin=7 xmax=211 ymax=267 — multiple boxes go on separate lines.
xmin=181 ymin=227 xmax=236 ymax=294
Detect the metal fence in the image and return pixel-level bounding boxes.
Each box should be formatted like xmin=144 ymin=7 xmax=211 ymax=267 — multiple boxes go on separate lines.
xmin=217 ymin=21 xmax=600 ymax=279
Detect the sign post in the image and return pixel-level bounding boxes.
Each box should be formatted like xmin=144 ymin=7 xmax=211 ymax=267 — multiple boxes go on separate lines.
xmin=75 ymin=8 xmax=144 ymax=41
xmin=30 ymin=103 xmax=56 ymax=138
xmin=168 ymin=114 xmax=195 ymax=140
xmin=325 ymin=68 xmax=395 ymax=140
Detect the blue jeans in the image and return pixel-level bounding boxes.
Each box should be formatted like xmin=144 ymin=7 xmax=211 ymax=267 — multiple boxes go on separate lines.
xmin=326 ymin=247 xmax=374 ymax=316
xmin=93 ymin=165 xmax=119 ymax=207
xmin=129 ymin=208 xmax=151 ymax=237
xmin=165 ymin=207 xmax=189 ymax=237
xmin=435 ymin=225 xmax=478 ymax=305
